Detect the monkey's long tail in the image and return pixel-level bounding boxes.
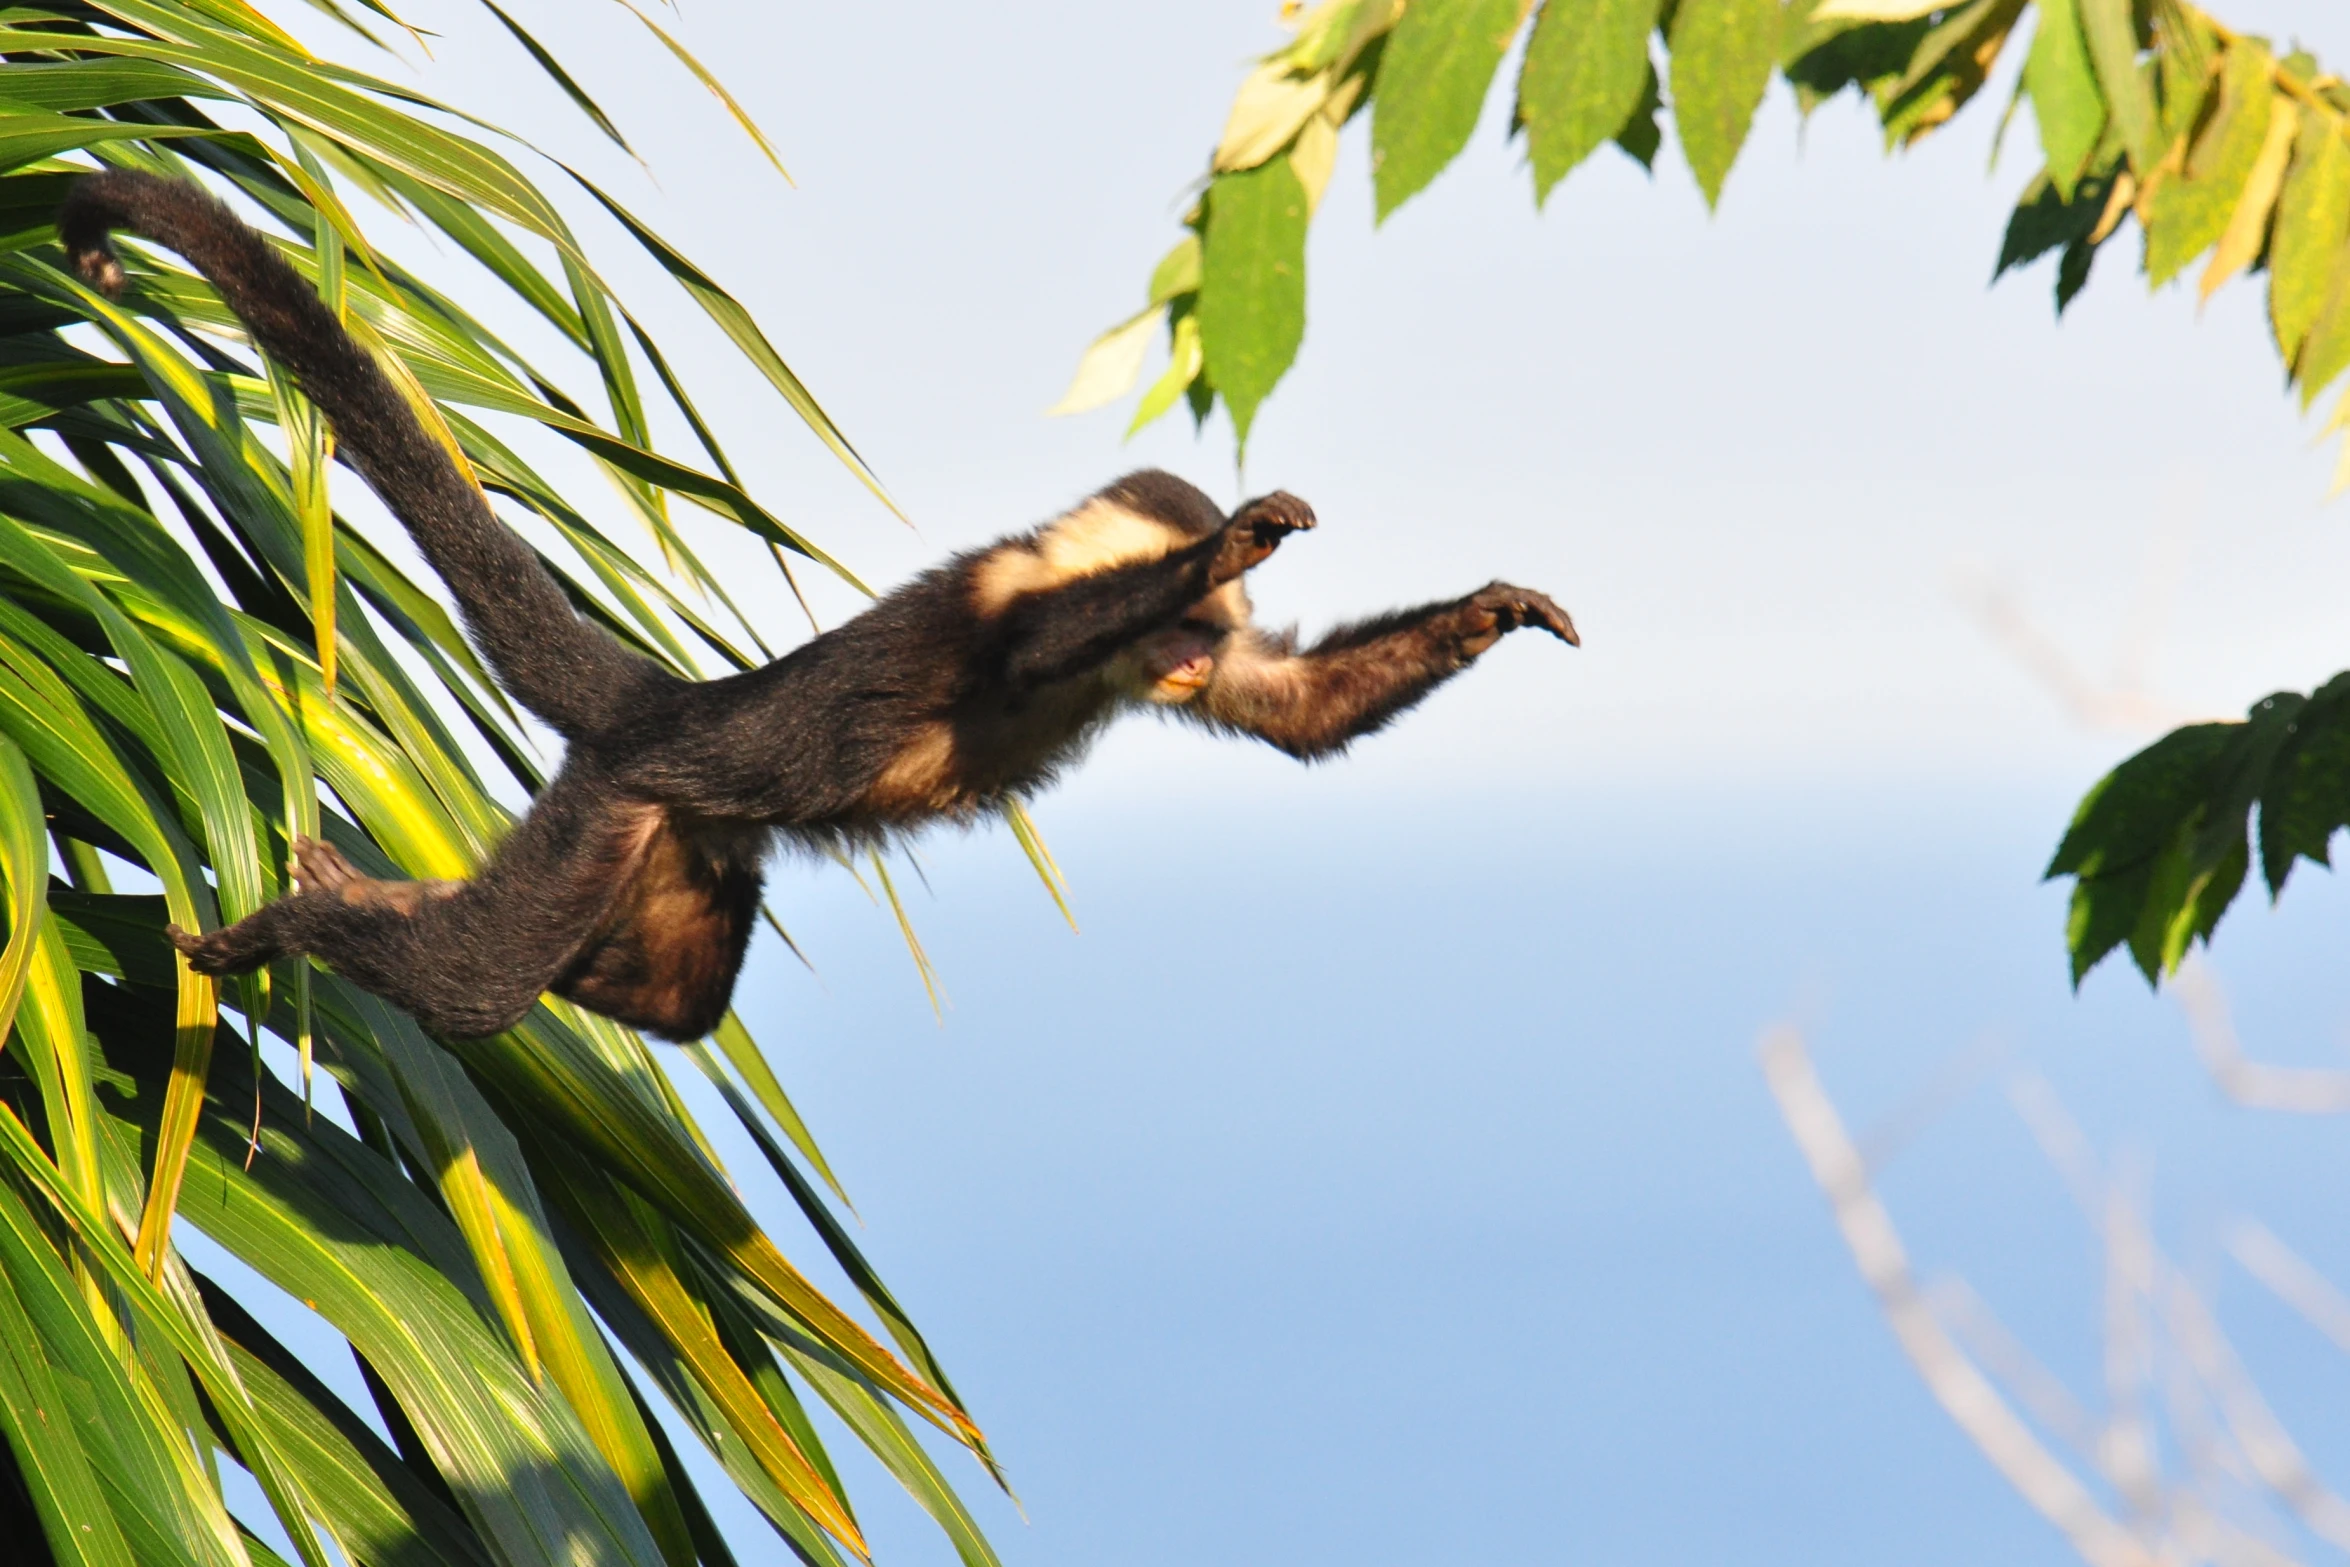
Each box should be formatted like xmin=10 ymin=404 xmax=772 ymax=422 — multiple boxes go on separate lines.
xmin=59 ymin=170 xmax=660 ymax=740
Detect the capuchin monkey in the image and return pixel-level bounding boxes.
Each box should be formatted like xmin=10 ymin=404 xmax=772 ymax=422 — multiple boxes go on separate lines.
xmin=61 ymin=172 xmax=1578 ymax=1042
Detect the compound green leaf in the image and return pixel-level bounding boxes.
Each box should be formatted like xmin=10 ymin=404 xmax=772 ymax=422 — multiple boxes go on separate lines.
xmin=2256 ymin=671 xmax=2350 ymax=892
xmin=1669 ymin=0 xmax=1784 ymax=208
xmin=1519 ymin=0 xmax=1665 ymax=204
xmin=1614 ymin=58 xmax=1665 ymax=166
xmin=2076 ymin=0 xmax=2156 ymax=172
xmin=2272 ymin=113 xmax=2350 ymax=365
xmin=1996 ymin=163 xmax=2119 ymax=277
xmin=2023 ymin=0 xmax=2103 ymax=196
xmin=1198 ymin=157 xmax=1308 ymax=448
xmin=1372 ymin=0 xmax=1527 ymax=220
xmin=2296 ymin=253 xmax=2350 ymax=405
xmin=2143 ymin=39 xmax=2272 ymax=288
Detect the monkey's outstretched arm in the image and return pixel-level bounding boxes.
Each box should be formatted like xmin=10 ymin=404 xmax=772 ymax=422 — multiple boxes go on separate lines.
xmin=1194 ymin=582 xmax=1577 ymax=760
xmin=59 ymin=172 xmax=662 ymax=740
xmin=603 ymin=491 xmax=1320 ymax=821
xmin=996 ymin=491 xmax=1317 ymax=689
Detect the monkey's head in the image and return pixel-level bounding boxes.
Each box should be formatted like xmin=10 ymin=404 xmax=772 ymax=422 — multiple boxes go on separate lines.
xmin=1120 ymin=625 xmax=1218 ymax=704
xmin=1116 ymin=568 xmax=1259 ymax=703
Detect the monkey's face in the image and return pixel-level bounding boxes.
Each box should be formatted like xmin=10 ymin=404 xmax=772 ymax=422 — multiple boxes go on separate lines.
xmin=1123 ymin=625 xmax=1219 ymax=705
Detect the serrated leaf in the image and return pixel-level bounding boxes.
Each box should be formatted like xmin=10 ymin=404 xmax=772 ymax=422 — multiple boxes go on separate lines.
xmin=2200 ymin=97 xmax=2296 ymax=300
xmin=1995 ymin=163 xmax=2116 ymax=278
xmin=1519 ymin=0 xmax=1665 ymax=203
xmin=2023 ymin=0 xmax=2103 ymax=196
xmin=2047 ymin=691 xmax=2318 ymax=985
xmin=1128 ymin=310 xmax=1204 ymax=437
xmin=2047 ymin=721 xmax=2232 ymax=982
xmin=2271 ymin=114 xmax=2350 ymax=363
xmin=2142 ymin=40 xmax=2272 ymax=288
xmin=1216 ymin=57 xmax=1337 ymax=173
xmin=2076 ymin=0 xmax=2155 ymax=171
xmin=1293 ymin=106 xmax=1343 ymax=210
xmin=1780 ymin=6 xmax=1931 ymax=113
xmin=1198 ymin=157 xmax=1308 ymax=447
xmin=2295 ymin=253 xmax=2350 ymax=405
xmin=1615 ymin=57 xmax=1665 ymax=166
xmin=2257 ymin=671 xmax=2350 ymax=892
xmin=1372 ymin=0 xmax=1527 ymax=220
xmin=1873 ymin=0 xmax=2023 ymax=150
xmin=1147 ymin=234 xmax=1203 ymax=304
xmin=1045 ymin=305 xmax=1164 ymax=417
xmin=1669 ymin=0 xmax=1785 ymax=208
xmin=2152 ymin=8 xmax=2219 ymax=151
xmin=1808 ymin=0 xmax=1936 ymax=18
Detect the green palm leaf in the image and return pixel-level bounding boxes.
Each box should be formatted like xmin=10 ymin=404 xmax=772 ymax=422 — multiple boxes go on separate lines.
xmin=0 ymin=3 xmax=1001 ymax=1562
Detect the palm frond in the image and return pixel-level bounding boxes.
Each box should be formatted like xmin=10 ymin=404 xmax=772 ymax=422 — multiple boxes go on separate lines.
xmin=0 ymin=3 xmax=1000 ymax=1562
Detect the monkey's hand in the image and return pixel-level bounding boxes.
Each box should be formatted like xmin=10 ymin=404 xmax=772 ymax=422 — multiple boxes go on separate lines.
xmin=1209 ymin=491 xmax=1316 ymax=583
xmin=1455 ymin=583 xmax=1579 ymax=659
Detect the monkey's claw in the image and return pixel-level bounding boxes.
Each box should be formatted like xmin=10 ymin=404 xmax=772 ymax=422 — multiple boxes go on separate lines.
xmin=1479 ymin=584 xmax=1577 ymax=646
xmin=1235 ymin=490 xmax=1317 ymax=541
xmin=1459 ymin=583 xmax=1580 ymax=656
xmin=1213 ymin=491 xmax=1317 ymax=581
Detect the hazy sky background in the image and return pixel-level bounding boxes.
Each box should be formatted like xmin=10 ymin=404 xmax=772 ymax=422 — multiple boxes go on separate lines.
xmin=187 ymin=2 xmax=2350 ymax=1563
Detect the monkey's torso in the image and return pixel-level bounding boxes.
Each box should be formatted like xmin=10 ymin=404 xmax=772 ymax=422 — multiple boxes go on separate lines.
xmin=604 ymin=478 xmax=1247 ymax=840
xmin=549 ymin=484 xmax=1254 ymax=1034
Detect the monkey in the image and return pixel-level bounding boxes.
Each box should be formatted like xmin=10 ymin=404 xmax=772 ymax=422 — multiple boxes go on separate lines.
xmin=60 ymin=172 xmax=1578 ymax=1043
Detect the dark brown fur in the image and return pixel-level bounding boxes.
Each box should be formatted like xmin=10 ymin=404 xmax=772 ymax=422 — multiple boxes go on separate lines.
xmin=62 ymin=172 xmax=1576 ymax=1040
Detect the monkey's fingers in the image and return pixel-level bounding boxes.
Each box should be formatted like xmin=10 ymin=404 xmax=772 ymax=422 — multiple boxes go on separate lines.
xmin=1234 ymin=490 xmax=1317 ymax=540
xmin=1472 ymin=584 xmax=1580 ymax=647
xmin=1514 ymin=591 xmax=1579 ymax=646
xmin=1213 ymin=499 xmax=1315 ymax=581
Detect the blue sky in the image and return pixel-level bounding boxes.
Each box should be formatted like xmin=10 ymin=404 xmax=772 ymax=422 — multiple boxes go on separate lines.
xmin=215 ymin=1 xmax=2350 ymax=1562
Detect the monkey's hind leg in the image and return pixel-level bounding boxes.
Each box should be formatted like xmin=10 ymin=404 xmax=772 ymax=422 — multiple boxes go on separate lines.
xmin=170 ymin=780 xmax=656 ymax=1038
xmin=168 ymin=837 xmax=455 ymax=975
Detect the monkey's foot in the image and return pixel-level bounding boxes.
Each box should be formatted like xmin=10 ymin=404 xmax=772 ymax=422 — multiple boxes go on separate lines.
xmin=1458 ymin=583 xmax=1579 ymax=658
xmin=291 ymin=835 xmax=363 ymax=895
xmin=167 ymin=922 xmax=271 ymax=977
xmin=1213 ymin=491 xmax=1317 ymax=581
